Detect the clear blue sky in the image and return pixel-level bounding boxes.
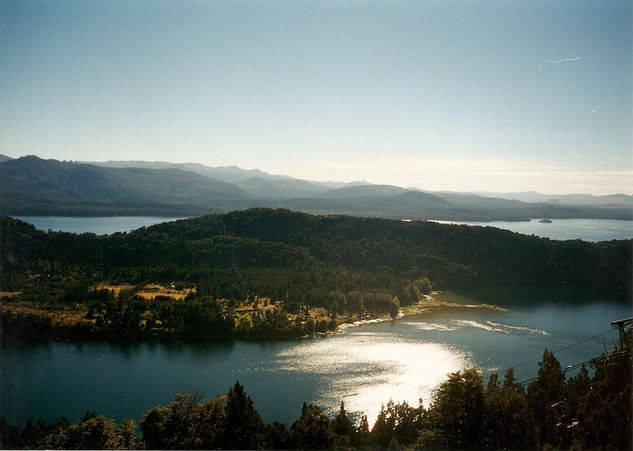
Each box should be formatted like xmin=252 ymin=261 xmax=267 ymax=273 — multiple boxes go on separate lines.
xmin=1 ymin=0 xmax=631 ymax=194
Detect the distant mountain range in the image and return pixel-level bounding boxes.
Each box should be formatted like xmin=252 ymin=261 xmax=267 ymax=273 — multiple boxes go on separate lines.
xmin=1 ymin=154 xmax=631 ymax=221
xmin=470 ymin=190 xmax=633 ymax=206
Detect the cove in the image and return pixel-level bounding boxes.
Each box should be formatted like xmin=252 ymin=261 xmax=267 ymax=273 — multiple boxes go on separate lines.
xmin=2 ymin=294 xmax=630 ymax=427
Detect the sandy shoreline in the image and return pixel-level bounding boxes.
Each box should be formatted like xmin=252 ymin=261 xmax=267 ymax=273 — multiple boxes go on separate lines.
xmin=336 ymin=291 xmax=506 ymax=332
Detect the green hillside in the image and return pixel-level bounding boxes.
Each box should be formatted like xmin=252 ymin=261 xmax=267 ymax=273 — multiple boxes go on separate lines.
xmin=2 ymin=209 xmax=630 ymax=298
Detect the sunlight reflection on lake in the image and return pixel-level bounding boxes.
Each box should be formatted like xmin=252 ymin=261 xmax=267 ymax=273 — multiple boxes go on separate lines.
xmin=276 ymin=331 xmax=471 ymax=424
xmin=2 ymin=296 xmax=628 ymax=427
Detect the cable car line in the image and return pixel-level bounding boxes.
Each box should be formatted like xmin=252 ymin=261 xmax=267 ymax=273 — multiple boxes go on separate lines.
xmin=507 ymin=327 xmax=616 ymax=372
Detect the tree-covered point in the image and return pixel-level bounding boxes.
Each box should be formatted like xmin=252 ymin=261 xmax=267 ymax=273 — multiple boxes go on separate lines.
xmin=2 ymin=345 xmax=630 ymax=450
xmin=1 ymin=209 xmax=631 ymax=343
xmin=2 ymin=209 xmax=630 ymax=298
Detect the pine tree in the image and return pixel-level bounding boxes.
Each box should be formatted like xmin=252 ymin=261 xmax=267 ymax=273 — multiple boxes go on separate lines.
xmin=222 ymin=381 xmax=264 ymax=449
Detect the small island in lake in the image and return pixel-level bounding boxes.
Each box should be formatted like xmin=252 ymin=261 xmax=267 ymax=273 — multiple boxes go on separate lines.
xmin=538 ymin=219 xmax=553 ymax=223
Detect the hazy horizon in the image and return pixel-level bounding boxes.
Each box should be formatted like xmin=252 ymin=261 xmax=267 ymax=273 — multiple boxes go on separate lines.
xmin=2 ymin=0 xmax=631 ymax=195
xmin=5 ymin=152 xmax=633 ymax=197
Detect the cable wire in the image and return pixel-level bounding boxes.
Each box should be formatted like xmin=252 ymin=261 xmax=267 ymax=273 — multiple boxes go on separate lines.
xmin=518 ymin=357 xmax=595 ymax=386
xmin=508 ymin=327 xmax=616 ymax=372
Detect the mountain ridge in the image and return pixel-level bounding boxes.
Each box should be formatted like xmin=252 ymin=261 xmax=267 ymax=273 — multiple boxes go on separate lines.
xmin=471 ymin=190 xmax=633 ymax=206
xmin=0 ymin=156 xmax=248 ymax=216
xmin=1 ymin=155 xmax=631 ymax=220
xmin=83 ymin=158 xmax=633 ymax=202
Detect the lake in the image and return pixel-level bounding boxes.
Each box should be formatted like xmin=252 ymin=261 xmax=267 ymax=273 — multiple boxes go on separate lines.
xmin=14 ymin=216 xmax=187 ymax=235
xmin=432 ymin=218 xmax=633 ymax=242
xmin=14 ymin=216 xmax=633 ymax=242
xmin=2 ymin=290 xmax=630 ymax=427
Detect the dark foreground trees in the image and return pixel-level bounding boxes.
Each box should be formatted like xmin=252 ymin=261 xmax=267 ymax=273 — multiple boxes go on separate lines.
xmin=2 ymin=346 xmax=630 ymax=450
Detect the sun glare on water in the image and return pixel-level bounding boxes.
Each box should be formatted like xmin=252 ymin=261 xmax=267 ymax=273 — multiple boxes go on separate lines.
xmin=276 ymin=331 xmax=472 ymax=424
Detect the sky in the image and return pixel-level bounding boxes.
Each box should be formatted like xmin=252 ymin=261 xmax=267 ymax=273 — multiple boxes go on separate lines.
xmin=1 ymin=0 xmax=631 ymax=194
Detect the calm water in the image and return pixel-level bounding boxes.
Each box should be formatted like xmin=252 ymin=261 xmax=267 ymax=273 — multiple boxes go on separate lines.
xmin=14 ymin=216 xmax=187 ymax=235
xmin=2 ymin=293 xmax=630 ymax=426
xmin=12 ymin=216 xmax=633 ymax=241
xmin=433 ymin=218 xmax=633 ymax=242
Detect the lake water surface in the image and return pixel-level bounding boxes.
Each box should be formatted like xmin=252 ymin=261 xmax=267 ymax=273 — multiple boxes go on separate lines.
xmin=2 ymin=291 xmax=630 ymax=427
xmin=14 ymin=216 xmax=187 ymax=235
xmin=432 ymin=218 xmax=633 ymax=242
xmin=14 ymin=216 xmax=633 ymax=242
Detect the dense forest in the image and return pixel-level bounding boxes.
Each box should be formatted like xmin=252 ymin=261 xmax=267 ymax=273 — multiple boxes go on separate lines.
xmin=1 ymin=209 xmax=631 ymax=342
xmin=1 ymin=346 xmax=631 ymax=450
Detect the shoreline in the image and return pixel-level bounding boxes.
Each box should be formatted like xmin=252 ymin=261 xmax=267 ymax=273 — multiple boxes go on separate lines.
xmin=1 ymin=291 xmax=506 ymax=344
xmin=336 ymin=291 xmax=506 ymax=333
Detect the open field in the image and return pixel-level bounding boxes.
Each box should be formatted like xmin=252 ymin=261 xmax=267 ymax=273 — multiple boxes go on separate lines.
xmin=97 ymin=283 xmax=196 ymax=300
xmin=1 ymin=300 xmax=90 ymax=327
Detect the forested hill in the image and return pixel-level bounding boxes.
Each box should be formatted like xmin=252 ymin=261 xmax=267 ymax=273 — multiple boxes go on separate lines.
xmin=2 ymin=209 xmax=631 ymax=300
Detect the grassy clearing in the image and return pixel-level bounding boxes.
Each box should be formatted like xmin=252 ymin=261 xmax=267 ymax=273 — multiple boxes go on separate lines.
xmin=233 ymin=297 xmax=277 ymax=313
xmin=1 ymin=301 xmax=90 ymax=327
xmin=97 ymin=283 xmax=196 ymax=300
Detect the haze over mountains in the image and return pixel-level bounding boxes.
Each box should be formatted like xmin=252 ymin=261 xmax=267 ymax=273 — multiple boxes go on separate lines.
xmin=1 ymin=155 xmax=631 ymax=221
